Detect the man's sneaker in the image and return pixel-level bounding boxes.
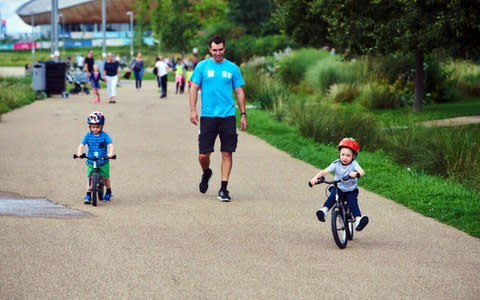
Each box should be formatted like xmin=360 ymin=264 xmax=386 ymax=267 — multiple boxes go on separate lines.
xmin=84 ymin=194 xmax=92 ymax=204
xmin=217 ymin=190 xmax=231 ymax=202
xmin=356 ymin=216 xmax=369 ymax=231
xmin=316 ymin=208 xmax=328 ymax=222
xmin=102 ymin=192 xmax=112 ymax=202
xmin=199 ymin=168 xmax=212 ymax=193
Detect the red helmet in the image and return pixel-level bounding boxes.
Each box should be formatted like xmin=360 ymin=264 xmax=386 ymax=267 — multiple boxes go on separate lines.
xmin=338 ymin=138 xmax=360 ymax=155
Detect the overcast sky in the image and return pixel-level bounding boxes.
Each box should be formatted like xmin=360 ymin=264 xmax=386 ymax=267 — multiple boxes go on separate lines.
xmin=0 ymin=1 xmax=33 ymax=34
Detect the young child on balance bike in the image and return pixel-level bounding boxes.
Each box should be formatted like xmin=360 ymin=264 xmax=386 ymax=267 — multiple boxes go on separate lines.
xmin=309 ymin=137 xmax=369 ymax=231
xmin=77 ymin=111 xmax=115 ymax=204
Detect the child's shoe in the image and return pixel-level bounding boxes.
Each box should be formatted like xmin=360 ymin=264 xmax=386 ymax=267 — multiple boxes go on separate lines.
xmin=102 ymin=192 xmax=112 ymax=202
xmin=355 ymin=216 xmax=369 ymax=231
xmin=316 ymin=208 xmax=328 ymax=222
xmin=84 ymin=194 xmax=92 ymax=204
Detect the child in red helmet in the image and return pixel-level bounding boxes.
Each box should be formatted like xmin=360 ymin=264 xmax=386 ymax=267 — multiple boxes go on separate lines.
xmin=309 ymin=138 xmax=369 ymax=231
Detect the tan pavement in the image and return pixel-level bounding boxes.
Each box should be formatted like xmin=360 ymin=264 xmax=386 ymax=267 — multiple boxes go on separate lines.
xmin=0 ymin=78 xmax=479 ymax=299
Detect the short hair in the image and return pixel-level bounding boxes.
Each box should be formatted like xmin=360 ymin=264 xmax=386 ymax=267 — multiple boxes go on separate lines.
xmin=209 ymin=35 xmax=225 ymax=48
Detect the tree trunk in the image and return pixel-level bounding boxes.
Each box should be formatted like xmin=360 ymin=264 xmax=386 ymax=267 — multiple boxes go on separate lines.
xmin=413 ymin=50 xmax=424 ymax=112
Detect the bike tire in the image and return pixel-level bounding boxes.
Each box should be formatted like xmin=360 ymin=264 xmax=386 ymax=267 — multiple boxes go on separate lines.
xmin=345 ymin=205 xmax=354 ymax=241
xmin=331 ymin=208 xmax=348 ymax=249
xmin=347 ymin=218 xmax=354 ymax=241
xmin=97 ymin=177 xmax=104 ymax=202
xmin=91 ymin=174 xmax=98 ymax=206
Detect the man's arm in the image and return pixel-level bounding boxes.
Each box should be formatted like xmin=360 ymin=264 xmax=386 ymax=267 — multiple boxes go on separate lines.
xmin=235 ymin=87 xmax=247 ymax=131
xmin=189 ymin=82 xmax=200 ymax=125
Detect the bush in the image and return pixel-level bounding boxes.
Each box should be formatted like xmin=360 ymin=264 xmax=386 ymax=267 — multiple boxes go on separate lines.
xmin=255 ymin=77 xmax=290 ymax=112
xmin=277 ymin=48 xmax=329 ymax=87
xmin=455 ymin=62 xmax=480 ymax=97
xmin=383 ymin=123 xmax=480 ymax=190
xmin=290 ymin=101 xmax=381 ymax=151
xmin=328 ymin=83 xmax=359 ymax=103
xmin=357 ymin=83 xmax=400 ymax=109
xmin=225 ymin=34 xmax=297 ymax=64
xmin=305 ymin=57 xmax=365 ymax=94
xmin=366 ymin=54 xmax=414 ymax=84
xmin=241 ymin=63 xmax=265 ymax=103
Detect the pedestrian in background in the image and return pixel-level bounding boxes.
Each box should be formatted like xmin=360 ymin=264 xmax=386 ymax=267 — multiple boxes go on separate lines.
xmin=175 ymin=57 xmax=185 ymax=94
xmin=89 ymin=64 xmax=103 ymax=104
xmin=155 ymin=55 xmax=170 ymax=98
xmin=104 ymin=53 xmax=120 ymax=104
xmin=84 ymin=49 xmax=94 ymax=77
xmin=130 ymin=53 xmax=144 ymax=91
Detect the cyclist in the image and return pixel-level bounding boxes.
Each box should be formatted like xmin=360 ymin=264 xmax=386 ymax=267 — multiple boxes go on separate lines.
xmin=309 ymin=137 xmax=369 ymax=231
xmin=77 ymin=112 xmax=115 ymax=204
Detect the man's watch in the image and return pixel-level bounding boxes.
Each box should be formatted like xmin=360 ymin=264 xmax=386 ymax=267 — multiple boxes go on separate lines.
xmin=241 ymin=112 xmax=247 ymax=116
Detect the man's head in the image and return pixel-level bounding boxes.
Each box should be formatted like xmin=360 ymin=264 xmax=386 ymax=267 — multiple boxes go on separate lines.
xmin=209 ymin=35 xmax=226 ymax=63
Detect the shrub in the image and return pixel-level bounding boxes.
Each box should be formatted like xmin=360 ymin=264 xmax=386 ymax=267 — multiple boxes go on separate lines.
xmin=383 ymin=123 xmax=480 ymax=190
xmin=290 ymin=101 xmax=381 ymax=151
xmin=241 ymin=63 xmax=264 ymax=103
xmin=455 ymin=62 xmax=480 ymax=97
xmin=255 ymin=77 xmax=290 ymax=112
xmin=277 ymin=48 xmax=329 ymax=87
xmin=328 ymin=83 xmax=359 ymax=103
xmin=366 ymin=54 xmax=414 ymax=84
xmin=357 ymin=83 xmax=400 ymax=109
xmin=305 ymin=57 xmax=365 ymax=94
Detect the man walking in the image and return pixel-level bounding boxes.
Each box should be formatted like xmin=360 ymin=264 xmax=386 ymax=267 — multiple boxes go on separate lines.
xmin=189 ymin=35 xmax=247 ymax=202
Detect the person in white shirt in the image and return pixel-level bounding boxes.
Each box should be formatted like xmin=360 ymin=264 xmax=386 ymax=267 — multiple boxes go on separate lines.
xmin=155 ymin=56 xmax=170 ymax=98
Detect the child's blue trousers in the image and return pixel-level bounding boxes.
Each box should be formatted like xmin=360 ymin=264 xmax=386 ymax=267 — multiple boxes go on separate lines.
xmin=323 ymin=186 xmax=362 ymax=217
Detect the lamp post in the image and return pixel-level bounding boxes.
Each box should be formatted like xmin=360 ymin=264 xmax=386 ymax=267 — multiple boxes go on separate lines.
xmin=126 ymin=11 xmax=134 ymax=60
xmin=101 ymin=0 xmax=106 ymax=58
xmin=50 ymin=0 xmax=59 ymax=59
xmin=31 ymin=13 xmax=35 ymax=68
xmin=58 ymin=13 xmax=64 ymax=54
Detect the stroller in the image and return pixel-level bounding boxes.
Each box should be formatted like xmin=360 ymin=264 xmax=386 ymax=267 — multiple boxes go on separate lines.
xmin=66 ymin=70 xmax=90 ymax=94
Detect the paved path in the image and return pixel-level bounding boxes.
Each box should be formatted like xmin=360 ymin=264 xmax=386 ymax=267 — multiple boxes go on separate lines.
xmin=0 ymin=79 xmax=479 ymax=299
xmin=0 ymin=66 xmax=27 ymax=77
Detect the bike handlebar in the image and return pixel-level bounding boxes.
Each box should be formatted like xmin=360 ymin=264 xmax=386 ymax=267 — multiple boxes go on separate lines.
xmin=73 ymin=154 xmax=117 ymax=160
xmin=308 ymin=175 xmax=351 ymax=187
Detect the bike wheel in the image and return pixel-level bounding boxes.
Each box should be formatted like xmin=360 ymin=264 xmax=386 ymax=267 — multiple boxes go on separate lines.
xmin=331 ymin=208 xmax=348 ymax=249
xmin=345 ymin=206 xmax=354 ymax=241
xmin=91 ymin=174 xmax=98 ymax=206
xmin=97 ymin=177 xmax=104 ymax=202
xmin=347 ymin=218 xmax=354 ymax=241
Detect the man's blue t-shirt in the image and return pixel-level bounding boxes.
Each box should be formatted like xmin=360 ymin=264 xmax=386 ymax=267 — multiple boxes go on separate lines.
xmin=191 ymin=58 xmax=244 ymax=118
xmin=81 ymin=131 xmax=112 ymax=165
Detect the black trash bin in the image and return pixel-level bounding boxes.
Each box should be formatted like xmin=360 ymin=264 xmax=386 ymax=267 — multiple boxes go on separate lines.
xmin=44 ymin=61 xmax=67 ymax=95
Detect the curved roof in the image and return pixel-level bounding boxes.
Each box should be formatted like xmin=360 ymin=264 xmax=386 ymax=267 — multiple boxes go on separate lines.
xmin=16 ymin=0 xmax=136 ymax=25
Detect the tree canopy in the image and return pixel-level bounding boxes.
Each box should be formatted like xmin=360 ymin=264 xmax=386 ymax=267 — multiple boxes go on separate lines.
xmin=275 ymin=0 xmax=480 ymax=111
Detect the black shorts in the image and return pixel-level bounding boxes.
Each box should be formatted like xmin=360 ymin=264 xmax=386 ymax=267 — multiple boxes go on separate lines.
xmin=199 ymin=116 xmax=238 ymax=154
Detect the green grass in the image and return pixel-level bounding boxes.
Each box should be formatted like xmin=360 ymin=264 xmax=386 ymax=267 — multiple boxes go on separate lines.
xmin=373 ymin=97 xmax=480 ymax=125
xmin=0 ymin=75 xmax=38 ymax=116
xmin=244 ymin=109 xmax=480 ymax=238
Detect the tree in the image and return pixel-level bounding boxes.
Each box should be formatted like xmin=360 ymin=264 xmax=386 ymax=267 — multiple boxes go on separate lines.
xmin=273 ymin=0 xmax=329 ymax=46
xmin=133 ymin=0 xmax=150 ymax=52
xmin=151 ymin=0 xmax=227 ymax=53
xmin=276 ymin=0 xmax=480 ymax=112
xmin=228 ymin=0 xmax=277 ymax=35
